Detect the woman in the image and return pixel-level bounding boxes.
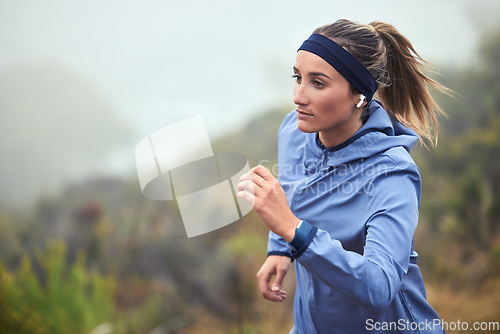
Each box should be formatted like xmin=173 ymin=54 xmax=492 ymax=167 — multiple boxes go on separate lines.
xmin=237 ymin=19 xmax=448 ymax=333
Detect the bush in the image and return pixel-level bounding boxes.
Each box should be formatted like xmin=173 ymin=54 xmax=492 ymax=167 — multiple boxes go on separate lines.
xmin=0 ymin=241 xmax=114 ymax=334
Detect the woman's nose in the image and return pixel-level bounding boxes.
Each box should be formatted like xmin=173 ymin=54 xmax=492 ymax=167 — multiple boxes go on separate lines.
xmin=293 ymin=84 xmax=308 ymax=106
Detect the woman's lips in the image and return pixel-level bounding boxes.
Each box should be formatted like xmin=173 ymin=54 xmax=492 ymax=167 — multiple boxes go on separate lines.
xmin=297 ymin=110 xmax=313 ymax=118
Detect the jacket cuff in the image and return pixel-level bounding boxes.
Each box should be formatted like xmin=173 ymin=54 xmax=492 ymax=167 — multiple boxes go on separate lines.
xmin=290 ymin=221 xmax=317 ymax=259
xmin=267 ymin=251 xmax=293 ymax=261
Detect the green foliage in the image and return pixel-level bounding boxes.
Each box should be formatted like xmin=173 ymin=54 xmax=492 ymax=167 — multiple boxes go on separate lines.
xmin=421 ymin=22 xmax=500 ymax=237
xmin=0 ymin=263 xmax=50 ymax=334
xmin=414 ymin=25 xmax=500 ymax=294
xmin=0 ymin=241 xmax=114 ymax=334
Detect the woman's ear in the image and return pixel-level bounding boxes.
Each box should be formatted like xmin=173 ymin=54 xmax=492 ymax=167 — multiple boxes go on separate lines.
xmin=356 ymin=94 xmax=366 ymax=108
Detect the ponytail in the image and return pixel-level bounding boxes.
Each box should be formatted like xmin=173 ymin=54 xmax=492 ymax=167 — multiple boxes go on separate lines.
xmin=368 ymin=21 xmax=450 ymax=146
xmin=313 ymin=19 xmax=451 ymax=147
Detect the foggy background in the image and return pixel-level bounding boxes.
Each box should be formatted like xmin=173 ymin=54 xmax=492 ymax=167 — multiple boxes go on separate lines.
xmin=1 ymin=0 xmax=499 ymax=206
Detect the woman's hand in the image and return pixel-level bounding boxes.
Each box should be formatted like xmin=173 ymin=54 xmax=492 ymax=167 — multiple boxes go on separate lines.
xmin=237 ymin=165 xmax=300 ymax=242
xmin=256 ymin=255 xmax=291 ymax=302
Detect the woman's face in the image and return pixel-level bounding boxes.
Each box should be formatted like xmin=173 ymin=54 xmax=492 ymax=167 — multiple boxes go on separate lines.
xmin=293 ymin=50 xmax=362 ymax=147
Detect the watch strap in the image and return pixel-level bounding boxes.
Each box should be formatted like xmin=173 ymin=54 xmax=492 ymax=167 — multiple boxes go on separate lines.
xmin=289 ymin=220 xmax=314 ymax=252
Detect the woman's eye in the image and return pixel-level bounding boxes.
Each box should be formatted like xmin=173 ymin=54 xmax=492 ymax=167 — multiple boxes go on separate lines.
xmin=292 ymin=74 xmax=302 ymax=83
xmin=312 ymin=80 xmax=325 ymax=88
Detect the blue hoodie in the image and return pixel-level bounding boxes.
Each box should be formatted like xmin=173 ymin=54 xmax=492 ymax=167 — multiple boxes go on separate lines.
xmin=268 ymin=101 xmax=444 ymax=334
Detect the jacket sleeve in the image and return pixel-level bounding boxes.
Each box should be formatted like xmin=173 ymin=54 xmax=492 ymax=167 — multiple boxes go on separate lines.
xmin=267 ymin=231 xmax=293 ymax=259
xmin=292 ymin=165 xmax=421 ymax=314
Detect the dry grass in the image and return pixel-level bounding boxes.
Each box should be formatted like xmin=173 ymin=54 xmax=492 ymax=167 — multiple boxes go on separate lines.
xmin=427 ymin=279 xmax=500 ymax=329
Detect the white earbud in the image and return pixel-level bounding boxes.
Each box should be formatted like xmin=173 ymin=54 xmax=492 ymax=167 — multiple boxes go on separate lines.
xmin=356 ymin=94 xmax=366 ymax=108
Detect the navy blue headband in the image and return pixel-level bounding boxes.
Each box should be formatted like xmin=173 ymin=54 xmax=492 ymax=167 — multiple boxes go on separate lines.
xmin=298 ymin=33 xmax=378 ymax=101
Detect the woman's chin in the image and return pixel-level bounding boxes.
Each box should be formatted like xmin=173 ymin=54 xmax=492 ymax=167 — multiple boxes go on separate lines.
xmin=297 ymin=120 xmax=317 ymax=133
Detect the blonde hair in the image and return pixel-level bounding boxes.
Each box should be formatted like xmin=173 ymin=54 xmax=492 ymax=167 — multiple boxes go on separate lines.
xmin=313 ymin=19 xmax=451 ymax=146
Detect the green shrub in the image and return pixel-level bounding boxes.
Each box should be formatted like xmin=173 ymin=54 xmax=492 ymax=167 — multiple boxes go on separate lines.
xmin=0 ymin=241 xmax=114 ymax=334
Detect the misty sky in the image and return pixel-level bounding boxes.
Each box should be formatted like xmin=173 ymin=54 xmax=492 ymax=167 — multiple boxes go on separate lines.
xmin=1 ymin=0 xmax=499 ymax=206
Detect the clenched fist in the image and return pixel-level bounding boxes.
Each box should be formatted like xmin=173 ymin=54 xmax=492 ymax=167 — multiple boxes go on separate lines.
xmin=237 ymin=165 xmax=300 ymax=242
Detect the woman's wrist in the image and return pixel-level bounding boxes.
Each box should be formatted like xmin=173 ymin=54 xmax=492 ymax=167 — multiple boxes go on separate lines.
xmin=282 ymin=217 xmax=302 ymax=242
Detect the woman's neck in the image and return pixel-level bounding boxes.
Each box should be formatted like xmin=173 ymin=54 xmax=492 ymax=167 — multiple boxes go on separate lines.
xmin=318 ymin=117 xmax=363 ymax=148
